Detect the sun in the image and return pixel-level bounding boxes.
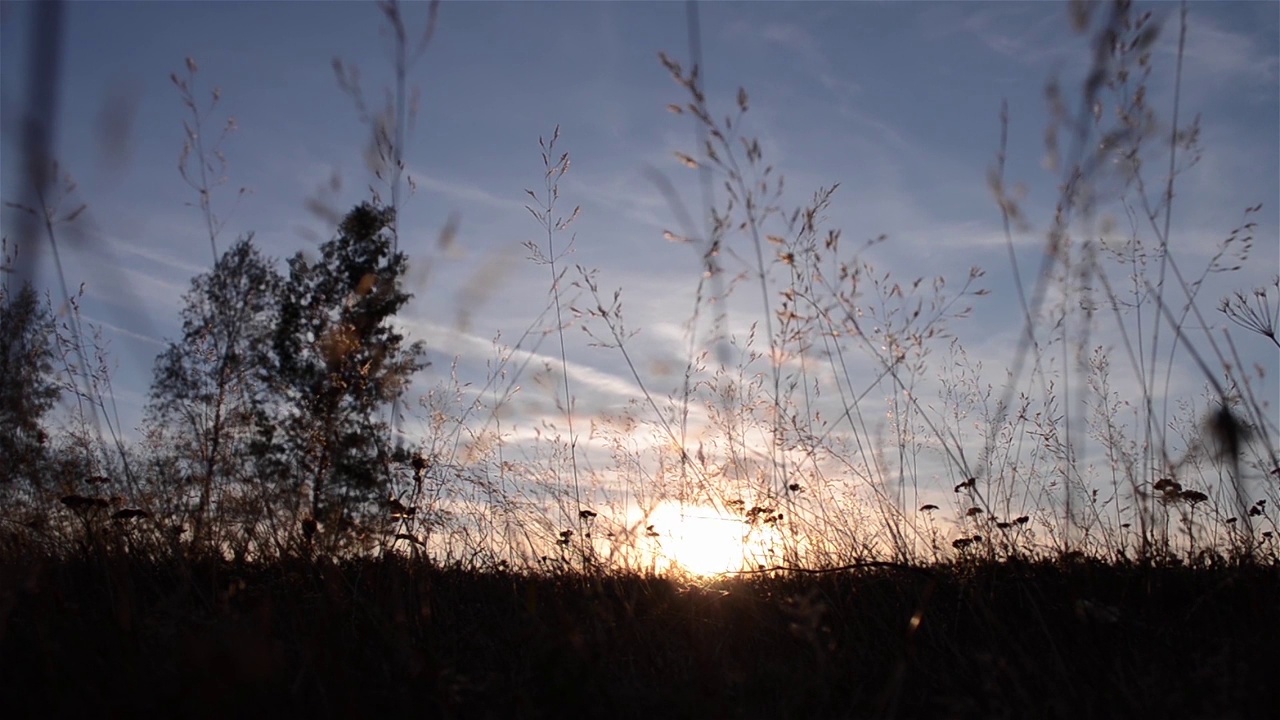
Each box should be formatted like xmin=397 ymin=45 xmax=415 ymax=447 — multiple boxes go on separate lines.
xmin=645 ymin=500 xmax=778 ymax=576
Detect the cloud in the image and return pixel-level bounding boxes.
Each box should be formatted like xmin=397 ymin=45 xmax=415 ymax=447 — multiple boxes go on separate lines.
xmin=77 ymin=255 xmax=187 ymax=313
xmin=407 ymin=169 xmax=528 ymax=214
xmin=1178 ymin=12 xmax=1280 ymax=92
xmin=82 ymin=313 xmax=166 ymax=349
xmin=757 ymin=23 xmax=831 ymax=71
xmin=405 ymin=317 xmax=647 ymax=407
xmin=952 ymin=5 xmax=1080 ymax=65
xmin=100 ymin=234 xmax=210 ymax=279
xmin=932 ymin=4 xmax=1079 ymax=66
xmin=724 ymin=19 xmax=862 ymax=106
xmin=8 ymin=0 xmax=1271 ymax=517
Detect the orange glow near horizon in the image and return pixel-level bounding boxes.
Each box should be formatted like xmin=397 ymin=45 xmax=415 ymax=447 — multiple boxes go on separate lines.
xmin=643 ymin=500 xmax=782 ymax=576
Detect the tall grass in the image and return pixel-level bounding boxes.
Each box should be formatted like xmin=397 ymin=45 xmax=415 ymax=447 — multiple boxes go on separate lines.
xmin=0 ymin=0 xmax=1275 ymax=573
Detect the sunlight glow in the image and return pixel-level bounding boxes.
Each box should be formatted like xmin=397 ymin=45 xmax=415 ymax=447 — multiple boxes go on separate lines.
xmin=645 ymin=500 xmax=781 ymax=576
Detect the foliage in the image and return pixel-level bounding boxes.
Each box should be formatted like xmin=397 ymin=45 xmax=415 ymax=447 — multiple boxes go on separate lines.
xmin=0 ymin=242 xmax=60 ymax=487
xmin=269 ymin=202 xmax=427 ymax=532
xmin=147 ymin=235 xmax=281 ymax=549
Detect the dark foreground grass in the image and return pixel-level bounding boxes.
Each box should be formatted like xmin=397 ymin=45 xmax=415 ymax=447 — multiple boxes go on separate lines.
xmin=3 ymin=553 xmax=1277 ymax=719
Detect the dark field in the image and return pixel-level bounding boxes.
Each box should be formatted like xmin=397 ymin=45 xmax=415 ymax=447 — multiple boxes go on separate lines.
xmin=3 ymin=553 xmax=1277 ymax=719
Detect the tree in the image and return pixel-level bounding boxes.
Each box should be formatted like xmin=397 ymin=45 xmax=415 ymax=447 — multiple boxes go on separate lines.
xmin=0 ymin=258 xmax=60 ymax=487
xmin=147 ymin=234 xmax=281 ymax=548
xmin=270 ymin=203 xmax=426 ymax=529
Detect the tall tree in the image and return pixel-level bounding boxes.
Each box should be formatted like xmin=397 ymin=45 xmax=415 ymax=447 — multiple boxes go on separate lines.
xmin=270 ymin=203 xmax=426 ymax=528
xmin=0 ymin=265 xmax=60 ymax=487
xmin=147 ymin=234 xmax=281 ymax=547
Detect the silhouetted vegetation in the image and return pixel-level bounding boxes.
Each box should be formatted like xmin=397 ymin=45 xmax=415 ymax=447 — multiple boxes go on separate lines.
xmin=0 ymin=245 xmax=60 ymax=488
xmin=1 ymin=0 xmax=1276 ymax=717
xmin=2 ymin=554 xmax=1278 ymax=718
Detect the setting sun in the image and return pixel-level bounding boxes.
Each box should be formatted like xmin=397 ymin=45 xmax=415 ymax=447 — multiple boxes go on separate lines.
xmin=645 ymin=501 xmax=781 ymax=576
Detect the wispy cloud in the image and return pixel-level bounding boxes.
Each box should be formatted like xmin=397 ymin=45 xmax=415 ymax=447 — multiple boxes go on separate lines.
xmin=926 ymin=3 xmax=1079 ymax=67
xmin=407 ymin=169 xmax=529 ymax=214
xmin=100 ymin=235 xmax=211 ymax=279
xmin=2 ymin=0 xmax=1272 ymax=472
xmin=724 ymin=19 xmax=862 ymax=106
xmin=1178 ymin=12 xmax=1280 ymax=92
xmin=405 ymin=317 xmax=646 ymax=407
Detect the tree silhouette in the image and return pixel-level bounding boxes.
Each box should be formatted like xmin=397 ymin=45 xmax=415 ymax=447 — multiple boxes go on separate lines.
xmin=0 ymin=255 xmax=60 ymax=487
xmin=269 ymin=202 xmax=426 ymax=536
xmin=147 ymin=235 xmax=281 ymax=549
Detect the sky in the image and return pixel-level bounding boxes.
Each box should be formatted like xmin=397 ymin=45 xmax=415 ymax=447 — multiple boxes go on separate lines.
xmin=2 ymin=1 xmax=1278 ymax=542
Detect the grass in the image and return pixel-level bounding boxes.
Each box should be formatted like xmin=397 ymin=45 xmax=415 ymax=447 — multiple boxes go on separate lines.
xmin=3 ymin=552 xmax=1277 ymax=718
xmin=1 ymin=0 xmax=1278 ymax=717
